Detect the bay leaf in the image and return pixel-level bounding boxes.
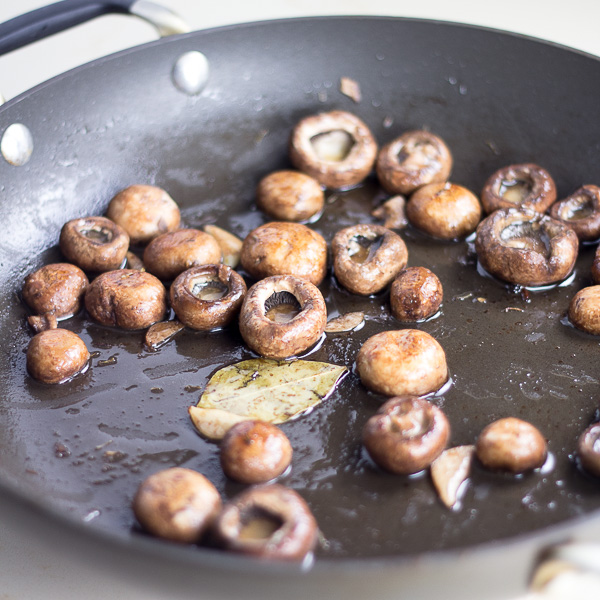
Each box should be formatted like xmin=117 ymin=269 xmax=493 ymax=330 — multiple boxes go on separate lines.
xmin=196 ymin=359 xmax=347 ymax=424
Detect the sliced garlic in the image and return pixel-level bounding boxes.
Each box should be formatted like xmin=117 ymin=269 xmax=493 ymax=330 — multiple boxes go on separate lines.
xmin=203 ymin=224 xmax=243 ymax=268
xmin=324 ymin=311 xmax=365 ymax=333
xmin=145 ymin=320 xmax=184 ymax=350
xmin=430 ymin=444 xmax=475 ymax=509
xmin=371 ymin=195 xmax=408 ymax=230
xmin=188 ymin=406 xmax=249 ymax=440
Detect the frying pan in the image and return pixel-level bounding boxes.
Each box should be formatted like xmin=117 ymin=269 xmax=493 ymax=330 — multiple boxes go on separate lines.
xmin=1 ymin=1 xmax=600 ymax=598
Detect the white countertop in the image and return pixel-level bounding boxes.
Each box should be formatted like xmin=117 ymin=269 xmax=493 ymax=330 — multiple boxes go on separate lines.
xmin=1 ymin=1 xmax=600 ymax=599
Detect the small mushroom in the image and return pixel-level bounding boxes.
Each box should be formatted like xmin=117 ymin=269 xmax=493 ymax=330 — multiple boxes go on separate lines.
xmin=106 ymin=184 xmax=180 ymax=245
xmin=390 ymin=267 xmax=443 ymax=322
xmin=371 ymin=195 xmax=408 ymax=230
xmin=356 ymin=329 xmax=448 ymax=397
xmin=376 ymin=130 xmax=452 ymax=195
xmin=331 ymin=224 xmax=408 ymax=295
xmin=27 ymin=312 xmax=58 ymax=333
xmin=568 ymin=286 xmax=600 ymax=335
xmin=256 ymin=170 xmax=325 ymax=222
xmin=220 ymin=420 xmax=293 ymax=484
xmin=362 ymin=397 xmax=450 ymax=475
xmin=480 ymin=163 xmax=556 ymax=214
xmin=143 ymin=229 xmax=222 ymax=281
xmin=577 ymin=423 xmax=600 ymax=477
xmin=289 ymin=110 xmax=377 ymax=189
xmin=22 ymin=263 xmax=89 ymax=320
xmin=203 ymin=224 xmax=243 ymax=268
xmin=476 ymin=417 xmax=547 ymax=473
xmin=240 ymin=222 xmax=327 ymax=286
xmin=549 ymin=185 xmax=600 ymax=242
xmin=211 ymin=484 xmax=318 ymax=561
xmin=475 ymin=208 xmax=579 ymax=287
xmin=132 ymin=467 xmax=221 ymax=543
xmin=85 ymin=269 xmax=167 ymax=330
xmin=169 ymin=264 xmax=247 ymax=331
xmin=59 ymin=216 xmax=129 ymax=272
xmin=406 ymin=182 xmax=482 ymax=240
xmin=26 ymin=328 xmax=90 ymax=384
xmin=239 ymin=275 xmax=327 ymax=360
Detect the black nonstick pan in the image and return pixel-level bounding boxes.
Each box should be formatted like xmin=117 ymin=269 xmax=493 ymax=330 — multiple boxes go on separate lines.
xmin=1 ymin=2 xmax=600 ymax=598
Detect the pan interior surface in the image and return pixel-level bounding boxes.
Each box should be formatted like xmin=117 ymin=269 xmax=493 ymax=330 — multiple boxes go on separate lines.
xmin=0 ymin=16 xmax=599 ymax=567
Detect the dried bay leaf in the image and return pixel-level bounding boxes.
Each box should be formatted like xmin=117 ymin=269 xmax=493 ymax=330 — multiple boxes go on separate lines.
xmin=196 ymin=359 xmax=347 ymax=424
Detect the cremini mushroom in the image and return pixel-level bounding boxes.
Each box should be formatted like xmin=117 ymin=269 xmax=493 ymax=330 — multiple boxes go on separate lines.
xmin=390 ymin=266 xmax=443 ymax=322
xmin=549 ymin=185 xmax=600 ymax=242
xmin=568 ymin=286 xmax=600 ymax=335
xmin=577 ymin=423 xmax=600 ymax=477
xmin=239 ymin=275 xmax=327 ymax=359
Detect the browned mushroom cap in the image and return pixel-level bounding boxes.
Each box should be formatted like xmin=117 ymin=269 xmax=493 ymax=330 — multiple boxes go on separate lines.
xmin=22 ymin=263 xmax=89 ymax=319
xmin=578 ymin=423 xmax=600 ymax=477
xmin=331 ymin=224 xmax=408 ymax=295
xmin=170 ymin=264 xmax=246 ymax=331
xmin=406 ymin=182 xmax=482 ymax=240
xmin=256 ymin=170 xmax=325 ymax=222
xmin=475 ymin=208 xmax=579 ymax=287
xmin=363 ymin=397 xmax=450 ymax=474
xmin=390 ymin=267 xmax=443 ymax=322
xmin=59 ymin=216 xmax=129 ymax=272
xmin=26 ymin=328 xmax=90 ymax=384
xmin=239 ymin=275 xmax=327 ymax=360
xmin=143 ymin=229 xmax=222 ymax=281
xmin=211 ymin=484 xmax=318 ymax=561
xmin=240 ymin=222 xmax=327 ymax=286
xmin=568 ymin=286 xmax=600 ymax=335
xmin=592 ymin=246 xmax=600 ymax=284
xmin=132 ymin=467 xmax=222 ymax=544
xmin=476 ymin=417 xmax=547 ymax=473
xmin=220 ymin=420 xmax=293 ymax=484
xmin=85 ymin=269 xmax=167 ymax=330
xmin=376 ymin=130 xmax=453 ymax=195
xmin=549 ymin=185 xmax=600 ymax=242
xmin=289 ymin=110 xmax=377 ymax=189
xmin=480 ymin=163 xmax=556 ymax=214
xmin=106 ymin=184 xmax=180 ymax=245
xmin=356 ymin=329 xmax=448 ymax=397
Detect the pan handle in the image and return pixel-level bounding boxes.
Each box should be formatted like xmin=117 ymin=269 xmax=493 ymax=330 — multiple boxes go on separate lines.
xmin=0 ymin=0 xmax=190 ymax=57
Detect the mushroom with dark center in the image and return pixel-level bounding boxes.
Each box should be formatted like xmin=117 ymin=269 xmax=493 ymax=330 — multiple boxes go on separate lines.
xmin=390 ymin=266 xmax=443 ymax=322
xmin=170 ymin=264 xmax=246 ymax=331
xmin=331 ymin=224 xmax=408 ymax=295
xmin=289 ymin=110 xmax=377 ymax=189
xmin=480 ymin=163 xmax=556 ymax=214
xmin=59 ymin=216 xmax=129 ymax=272
xmin=577 ymin=423 xmax=600 ymax=477
xmin=26 ymin=328 xmax=90 ymax=384
xmin=85 ymin=269 xmax=168 ymax=330
xmin=239 ymin=275 xmax=327 ymax=359
xmin=240 ymin=221 xmax=327 ymax=286
xmin=568 ymin=285 xmax=600 ymax=335
xmin=476 ymin=417 xmax=547 ymax=473
xmin=549 ymin=185 xmax=600 ymax=241
xmin=475 ymin=208 xmax=579 ymax=287
xmin=132 ymin=467 xmax=222 ymax=544
xmin=211 ymin=484 xmax=318 ymax=561
xmin=376 ymin=130 xmax=453 ymax=195
xmin=363 ymin=397 xmax=450 ymax=475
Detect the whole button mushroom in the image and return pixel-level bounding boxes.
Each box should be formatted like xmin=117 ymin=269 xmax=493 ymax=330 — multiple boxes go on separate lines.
xmin=85 ymin=269 xmax=167 ymax=330
xmin=480 ymin=163 xmax=556 ymax=214
xmin=22 ymin=263 xmax=89 ymax=320
xmin=256 ymin=170 xmax=325 ymax=222
xmin=212 ymin=484 xmax=318 ymax=561
xmin=549 ymin=185 xmax=600 ymax=242
xmin=475 ymin=208 xmax=579 ymax=287
xmin=59 ymin=216 xmax=129 ymax=272
xmin=26 ymin=328 xmax=90 ymax=384
xmin=289 ymin=110 xmax=377 ymax=189
xmin=363 ymin=397 xmax=450 ymax=474
xmin=376 ymin=130 xmax=453 ymax=195
xmin=106 ymin=184 xmax=180 ymax=245
xmin=133 ymin=467 xmax=221 ymax=544
xmin=390 ymin=267 xmax=443 ymax=322
xmin=331 ymin=224 xmax=408 ymax=295
xmin=568 ymin=286 xmax=600 ymax=335
xmin=476 ymin=417 xmax=547 ymax=473
xmin=356 ymin=329 xmax=448 ymax=397
xmin=220 ymin=420 xmax=293 ymax=484
xmin=239 ymin=275 xmax=327 ymax=360
xmin=170 ymin=264 xmax=246 ymax=331
xmin=577 ymin=423 xmax=600 ymax=477
xmin=406 ymin=182 xmax=482 ymax=240
xmin=143 ymin=228 xmax=222 ymax=281
xmin=240 ymin=222 xmax=327 ymax=286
